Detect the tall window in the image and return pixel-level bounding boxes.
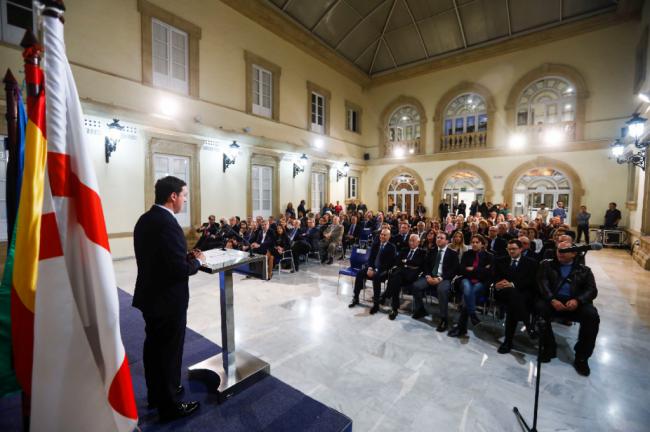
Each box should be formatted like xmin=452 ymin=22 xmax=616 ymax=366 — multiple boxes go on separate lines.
xmin=0 ymin=0 xmax=35 ymax=45
xmin=516 ymin=77 xmax=576 ymax=126
xmin=152 ymin=18 xmax=189 ymax=95
xmin=347 ymin=108 xmax=359 ymax=133
xmin=154 ymin=154 xmax=190 ymax=227
xmin=252 ymin=65 xmax=272 ymax=118
xmin=252 ymin=165 xmax=273 ymax=218
xmin=443 ymin=93 xmax=487 ymax=136
xmin=311 ymin=92 xmax=325 ymax=134
xmin=347 ymin=176 xmax=358 ymax=200
xmin=387 ymin=105 xmax=421 ymax=155
xmin=311 ymin=172 xmax=325 ymax=213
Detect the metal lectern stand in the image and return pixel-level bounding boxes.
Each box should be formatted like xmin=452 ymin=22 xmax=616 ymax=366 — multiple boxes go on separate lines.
xmin=188 ymin=250 xmax=270 ymax=402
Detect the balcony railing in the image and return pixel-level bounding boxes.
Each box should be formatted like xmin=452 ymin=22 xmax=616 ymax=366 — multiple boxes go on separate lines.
xmin=440 ymin=130 xmax=488 ymax=152
xmin=385 ymin=138 xmax=421 ymax=156
xmin=517 ymin=121 xmax=576 ymax=144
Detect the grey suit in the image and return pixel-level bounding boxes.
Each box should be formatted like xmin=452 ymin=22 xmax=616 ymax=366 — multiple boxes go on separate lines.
xmin=320 ymin=224 xmax=344 ymax=260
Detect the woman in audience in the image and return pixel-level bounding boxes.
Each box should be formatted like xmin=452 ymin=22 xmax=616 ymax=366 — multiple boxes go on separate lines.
xmin=274 ymin=224 xmax=293 ymax=270
xmin=445 ymin=215 xmax=455 ymax=234
xmin=285 ymin=202 xmax=296 ymax=219
xmin=421 ymin=229 xmax=437 ymax=254
xmin=448 ymin=234 xmax=493 ymax=336
xmin=449 ymin=230 xmax=469 ymax=261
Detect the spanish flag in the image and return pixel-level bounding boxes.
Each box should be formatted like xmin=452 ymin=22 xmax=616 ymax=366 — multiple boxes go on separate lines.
xmin=10 ymin=33 xmax=47 ymax=397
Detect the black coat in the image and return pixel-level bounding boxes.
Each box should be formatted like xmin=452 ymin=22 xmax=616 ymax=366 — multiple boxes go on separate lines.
xmin=487 ymin=236 xmax=508 ymax=257
xmin=424 ymin=247 xmax=459 ymax=281
xmin=391 ymin=233 xmax=411 ymax=253
xmin=459 ymin=249 xmax=493 ymax=284
xmin=537 ymin=259 xmax=597 ymax=304
xmin=254 ymin=228 xmax=277 ymax=254
xmin=394 ymin=248 xmax=427 ymax=273
xmin=345 ymin=222 xmax=361 ymax=240
xmin=133 ymin=205 xmax=201 ymax=316
xmin=493 ymin=255 xmax=539 ymax=297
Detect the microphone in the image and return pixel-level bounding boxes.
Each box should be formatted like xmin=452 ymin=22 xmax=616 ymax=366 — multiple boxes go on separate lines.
xmin=558 ymin=243 xmax=603 ymax=253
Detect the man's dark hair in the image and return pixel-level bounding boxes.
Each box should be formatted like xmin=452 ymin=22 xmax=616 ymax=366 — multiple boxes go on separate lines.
xmin=437 ymin=231 xmax=449 ymax=241
xmin=154 ymin=176 xmax=186 ymax=205
xmin=609 ymin=202 xmax=617 ymax=207
xmin=508 ymin=239 xmax=522 ymax=248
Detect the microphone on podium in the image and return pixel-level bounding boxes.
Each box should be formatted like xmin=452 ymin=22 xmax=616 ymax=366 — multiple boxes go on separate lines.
xmin=558 ymin=242 xmax=603 ymax=253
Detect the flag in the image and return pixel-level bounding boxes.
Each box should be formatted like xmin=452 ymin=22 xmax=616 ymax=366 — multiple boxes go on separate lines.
xmin=0 ymin=70 xmax=26 ymax=397
xmin=29 ymin=6 xmax=138 ymax=432
xmin=10 ymin=33 xmax=48 ymax=400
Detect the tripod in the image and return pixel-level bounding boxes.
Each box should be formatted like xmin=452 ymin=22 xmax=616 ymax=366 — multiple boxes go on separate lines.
xmin=513 ymin=317 xmax=548 ymax=432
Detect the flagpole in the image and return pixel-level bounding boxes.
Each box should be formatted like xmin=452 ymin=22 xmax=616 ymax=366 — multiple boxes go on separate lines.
xmin=3 ymin=69 xmax=19 ymax=242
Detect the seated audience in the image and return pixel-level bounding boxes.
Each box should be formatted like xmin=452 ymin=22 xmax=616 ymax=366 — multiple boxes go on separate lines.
xmin=383 ymin=234 xmax=427 ymax=320
xmin=348 ymin=229 xmax=396 ymax=314
xmin=448 ymin=230 xmax=469 ymax=261
xmin=291 ymin=218 xmax=319 ymax=271
xmin=410 ymin=232 xmax=459 ymax=332
xmin=391 ymin=222 xmax=412 ymax=253
xmin=319 ymin=216 xmax=344 ymax=264
xmin=491 ymin=239 xmax=539 ymax=353
xmin=194 ymin=215 xmax=219 ymax=250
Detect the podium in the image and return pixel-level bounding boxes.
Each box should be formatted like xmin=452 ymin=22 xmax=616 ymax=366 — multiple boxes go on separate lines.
xmin=188 ymin=249 xmax=270 ymax=402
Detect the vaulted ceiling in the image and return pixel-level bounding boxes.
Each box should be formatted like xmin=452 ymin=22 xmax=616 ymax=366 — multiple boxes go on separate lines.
xmin=266 ymin=0 xmax=619 ymax=76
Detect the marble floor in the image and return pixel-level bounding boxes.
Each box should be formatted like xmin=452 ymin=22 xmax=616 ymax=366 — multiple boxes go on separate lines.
xmin=115 ymin=248 xmax=650 ymax=432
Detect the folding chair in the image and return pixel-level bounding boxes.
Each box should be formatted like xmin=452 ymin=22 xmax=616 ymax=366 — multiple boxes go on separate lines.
xmin=337 ymin=247 xmax=368 ymax=295
xmin=278 ymin=250 xmax=295 ymax=274
xmin=358 ymin=228 xmax=372 ymax=248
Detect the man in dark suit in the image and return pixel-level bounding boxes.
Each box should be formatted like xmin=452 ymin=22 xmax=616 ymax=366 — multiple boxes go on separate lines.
xmin=133 ymin=176 xmax=204 ymax=421
xmin=384 ymin=234 xmax=427 ymax=320
xmin=492 ymin=239 xmax=539 ymax=354
xmin=349 ymin=228 xmax=396 ymax=314
xmin=194 ymin=215 xmax=219 ymax=250
xmin=410 ymin=232 xmax=459 ymax=331
xmin=487 ymin=226 xmax=507 ymax=257
xmin=341 ymin=214 xmax=361 ymax=258
xmin=251 ymin=220 xmax=276 ymax=255
xmin=390 ymin=222 xmax=412 ymax=254
xmin=291 ymin=217 xmax=319 ymax=271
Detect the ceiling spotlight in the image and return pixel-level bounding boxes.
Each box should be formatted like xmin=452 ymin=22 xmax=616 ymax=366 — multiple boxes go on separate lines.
xmin=508 ymin=133 xmax=526 ymax=149
xmin=159 ymin=96 xmax=178 ymax=117
xmin=639 ymin=93 xmax=650 ymax=103
xmin=408 ymin=148 xmax=415 ymax=154
xmin=314 ymin=138 xmax=324 ymax=149
xmin=394 ymin=147 xmax=405 ymax=157
xmin=543 ymin=128 xmax=564 ymax=146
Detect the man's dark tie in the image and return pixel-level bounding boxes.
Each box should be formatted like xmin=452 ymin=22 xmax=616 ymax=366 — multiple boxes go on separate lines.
xmin=375 ymin=244 xmax=384 ymax=268
xmin=407 ymin=249 xmax=414 ymax=261
xmin=432 ymin=250 xmax=442 ymax=276
xmin=510 ymin=259 xmax=518 ymax=270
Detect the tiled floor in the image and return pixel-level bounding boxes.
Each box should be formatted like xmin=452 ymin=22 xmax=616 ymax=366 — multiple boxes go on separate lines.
xmin=115 ymin=248 xmax=650 ymax=432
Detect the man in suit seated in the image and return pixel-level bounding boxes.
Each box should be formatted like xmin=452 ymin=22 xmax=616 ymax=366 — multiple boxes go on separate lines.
xmin=341 ymin=214 xmax=361 ymax=259
xmin=391 ymin=222 xmax=412 ymax=254
xmin=251 ymin=220 xmax=276 ymax=255
xmin=319 ymin=215 xmax=344 ymax=264
xmin=291 ymin=217 xmax=319 ymax=271
xmin=491 ymin=239 xmax=539 ymax=353
xmin=536 ymin=240 xmax=600 ymax=376
xmin=383 ymin=234 xmax=427 ymax=320
xmin=348 ymin=228 xmax=396 ymax=314
xmin=519 ymin=235 xmax=540 ymax=261
xmin=410 ymin=232 xmax=459 ymax=331
xmin=194 ymin=215 xmax=219 ymax=250
xmin=487 ymin=225 xmax=507 ymax=257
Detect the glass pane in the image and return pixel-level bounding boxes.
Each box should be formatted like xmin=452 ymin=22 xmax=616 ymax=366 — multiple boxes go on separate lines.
xmin=152 ymin=22 xmax=168 ymax=43
xmin=517 ymin=111 xmax=528 ymax=126
xmin=172 ymin=47 xmax=185 ymax=66
xmin=172 ymin=63 xmax=185 ymax=80
xmin=478 ymin=114 xmax=488 ymax=131
xmin=455 ymin=118 xmax=464 ymax=134
xmin=171 ymin=31 xmax=185 ymax=50
xmin=445 ymin=119 xmax=452 ymax=135
xmin=466 ymin=116 xmax=475 ymax=133
xmin=153 ymin=40 xmax=168 ymax=60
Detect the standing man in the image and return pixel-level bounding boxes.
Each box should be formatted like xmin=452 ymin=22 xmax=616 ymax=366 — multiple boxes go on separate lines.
xmin=576 ymin=205 xmax=591 ymax=244
xmin=552 ymin=201 xmax=567 ymax=224
xmin=133 ymin=176 xmax=204 ymax=421
xmin=537 ymin=203 xmax=549 ymax=223
xmin=603 ymin=202 xmax=622 ymax=229
xmin=439 ymin=198 xmax=449 ymax=221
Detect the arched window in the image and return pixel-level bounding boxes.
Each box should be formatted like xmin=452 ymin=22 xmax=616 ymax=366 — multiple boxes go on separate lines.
xmin=513 ymin=168 xmax=572 ymax=223
xmin=386 ymin=105 xmax=421 ymax=156
xmin=442 ymin=171 xmax=485 ymax=212
xmin=444 ymin=93 xmax=488 ymax=136
xmin=516 ymin=77 xmax=576 ymax=136
xmin=387 ymin=173 xmax=420 ymax=215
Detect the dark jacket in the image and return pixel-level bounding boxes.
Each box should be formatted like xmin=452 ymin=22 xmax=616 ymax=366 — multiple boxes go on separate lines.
xmin=424 ymin=247 xmax=459 ymax=281
xmin=133 ymin=205 xmax=201 ymax=316
xmin=487 ymin=236 xmax=508 ymax=257
xmin=253 ymin=228 xmax=277 ymax=254
xmin=345 ymin=222 xmax=361 ymax=240
xmin=365 ymin=241 xmax=397 ymax=273
xmin=459 ymin=249 xmax=493 ymax=283
xmin=537 ymin=259 xmax=597 ymax=304
xmin=393 ymin=248 xmax=427 ymax=275
xmin=391 ymin=233 xmax=411 ymax=254
xmin=493 ymin=255 xmax=539 ymax=296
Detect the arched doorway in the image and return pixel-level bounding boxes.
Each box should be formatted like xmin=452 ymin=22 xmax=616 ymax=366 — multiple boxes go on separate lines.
xmin=387 ymin=174 xmax=420 ymax=215
xmin=513 ymin=168 xmax=572 ymax=223
xmin=442 ymin=171 xmax=485 ymax=214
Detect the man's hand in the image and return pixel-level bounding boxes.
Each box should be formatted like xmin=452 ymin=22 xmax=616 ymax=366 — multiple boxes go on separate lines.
xmin=191 ymin=250 xmax=206 ymax=262
xmin=565 ymin=299 xmax=579 ymax=311
xmin=465 ymin=266 xmax=474 ymax=272
xmin=251 ymin=242 xmax=260 ymax=248
xmin=426 ymin=275 xmax=440 ymax=286
xmin=494 ymin=279 xmax=511 ymax=290
xmin=551 ymin=299 xmax=567 ymax=312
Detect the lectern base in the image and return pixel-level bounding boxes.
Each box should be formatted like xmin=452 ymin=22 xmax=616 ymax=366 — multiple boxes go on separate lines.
xmin=188 ymin=350 xmax=270 ymax=403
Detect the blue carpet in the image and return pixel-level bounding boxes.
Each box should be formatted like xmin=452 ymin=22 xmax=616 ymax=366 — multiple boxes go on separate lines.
xmin=0 ymin=289 xmax=352 ymax=432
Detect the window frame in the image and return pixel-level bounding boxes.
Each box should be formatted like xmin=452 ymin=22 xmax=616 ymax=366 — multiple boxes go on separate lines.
xmin=345 ymin=100 xmax=362 ymax=134
xmin=0 ymin=0 xmax=36 ymax=45
xmin=244 ymin=51 xmax=282 ymax=121
xmin=151 ymin=18 xmax=189 ymax=95
xmin=347 ymin=176 xmax=359 ymax=200
xmin=252 ymin=64 xmax=273 ymax=118
xmin=306 ymin=81 xmax=331 ymax=136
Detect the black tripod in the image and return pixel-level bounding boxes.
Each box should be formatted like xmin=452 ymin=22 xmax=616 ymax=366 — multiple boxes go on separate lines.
xmin=513 ymin=316 xmax=548 ymax=432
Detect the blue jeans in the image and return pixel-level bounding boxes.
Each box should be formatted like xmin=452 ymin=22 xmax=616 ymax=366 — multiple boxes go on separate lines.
xmin=461 ymin=279 xmax=485 ymax=314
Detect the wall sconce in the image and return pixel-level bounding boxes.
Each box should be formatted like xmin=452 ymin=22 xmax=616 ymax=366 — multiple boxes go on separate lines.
xmin=610 ymin=113 xmax=648 ymax=171
xmin=223 ymin=140 xmax=240 ymax=172
xmin=336 ymin=162 xmax=350 ymax=182
xmin=105 ymin=118 xmax=124 ymax=163
xmin=293 ymin=153 xmax=308 ymax=178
